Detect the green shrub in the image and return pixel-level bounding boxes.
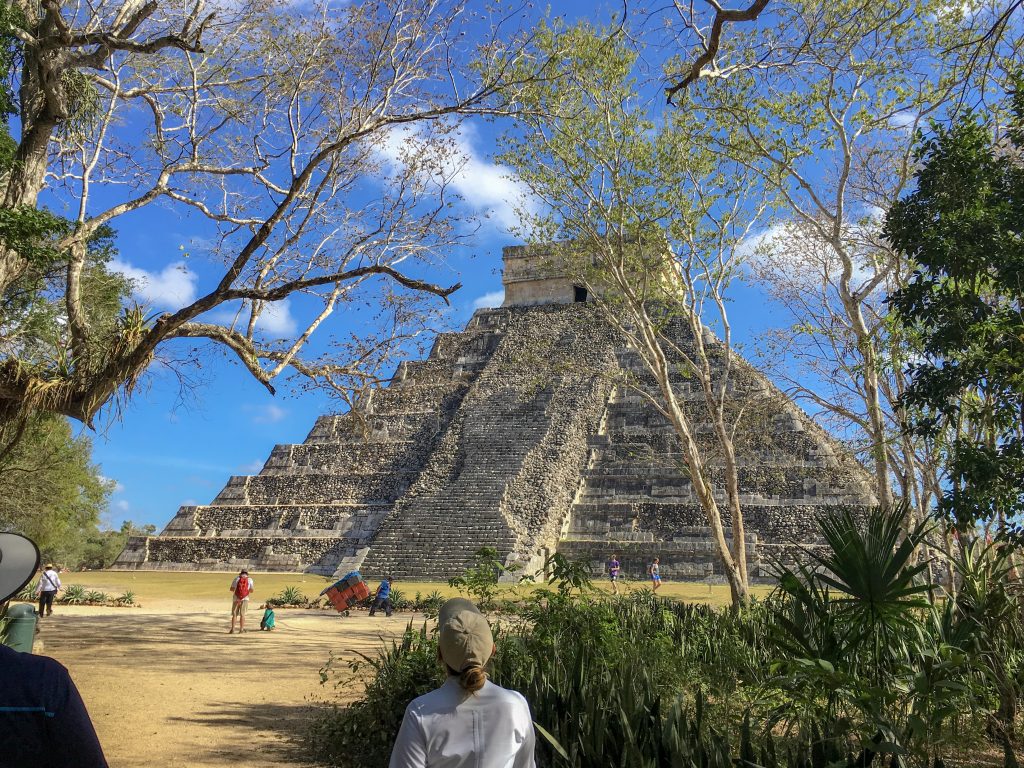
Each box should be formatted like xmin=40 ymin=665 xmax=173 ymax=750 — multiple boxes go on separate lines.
xmin=84 ymin=590 xmax=108 ymax=604
xmin=15 ymin=580 xmax=37 ymax=602
xmin=273 ymin=585 xmax=308 ymax=607
xmin=418 ymin=590 xmax=445 ymax=616
xmin=312 ymin=510 xmax=1024 ymax=767
xmin=115 ymin=591 xmax=135 ymax=606
xmin=60 ymin=585 xmax=86 ymax=604
xmin=313 ymin=622 xmax=443 ymax=767
xmin=448 ymin=546 xmax=519 ymax=610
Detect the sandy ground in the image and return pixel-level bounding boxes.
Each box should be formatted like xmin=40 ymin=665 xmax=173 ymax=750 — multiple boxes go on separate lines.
xmin=20 ymin=572 xmax=763 ymax=767
xmin=32 ymin=598 xmax=412 ymax=768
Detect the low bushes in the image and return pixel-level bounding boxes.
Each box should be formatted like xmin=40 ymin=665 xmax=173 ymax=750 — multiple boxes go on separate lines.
xmin=11 ymin=582 xmax=138 ymax=607
xmin=313 ymin=508 xmax=1024 ymax=767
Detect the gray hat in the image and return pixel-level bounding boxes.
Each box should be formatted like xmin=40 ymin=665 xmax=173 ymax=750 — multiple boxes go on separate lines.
xmin=0 ymin=533 xmax=40 ymax=603
xmin=438 ymin=598 xmax=494 ymax=672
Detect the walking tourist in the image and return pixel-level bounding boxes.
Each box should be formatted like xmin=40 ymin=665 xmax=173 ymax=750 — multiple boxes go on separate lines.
xmin=1 ymin=533 xmax=109 ymax=767
xmin=389 ymin=597 xmax=536 ymax=767
xmin=36 ymin=563 xmax=61 ymax=617
xmin=228 ymin=569 xmax=254 ymax=634
xmin=608 ymin=553 xmax=621 ymax=595
xmin=648 ymin=557 xmax=662 ymax=592
xmin=369 ymin=576 xmax=393 ymax=617
xmin=260 ymin=602 xmax=276 ymax=631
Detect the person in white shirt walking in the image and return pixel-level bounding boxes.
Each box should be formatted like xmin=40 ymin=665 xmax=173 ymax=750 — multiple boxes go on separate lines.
xmin=389 ymin=597 xmax=536 ymax=768
xmin=228 ymin=569 xmax=254 ymax=634
xmin=36 ymin=563 xmax=61 ymax=617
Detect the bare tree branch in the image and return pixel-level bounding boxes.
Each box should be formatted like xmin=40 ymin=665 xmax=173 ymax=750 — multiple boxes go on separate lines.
xmin=665 ymin=0 xmax=770 ymax=104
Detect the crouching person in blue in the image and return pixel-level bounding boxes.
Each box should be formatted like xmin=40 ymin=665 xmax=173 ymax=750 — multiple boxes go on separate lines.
xmin=0 ymin=533 xmax=108 ymax=768
xmin=369 ymin=576 xmax=393 ymax=617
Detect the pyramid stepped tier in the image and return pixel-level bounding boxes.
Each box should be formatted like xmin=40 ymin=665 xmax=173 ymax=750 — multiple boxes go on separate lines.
xmin=261 ymin=443 xmax=422 ymax=475
xmin=113 ymin=312 xmax=507 ymax=574
xmin=361 ymin=304 xmax=618 ymax=579
xmin=115 ymin=243 xmax=875 ymax=581
xmin=557 ymin=528 xmax=760 ymax=580
xmin=558 ymin=343 xmax=873 ymax=583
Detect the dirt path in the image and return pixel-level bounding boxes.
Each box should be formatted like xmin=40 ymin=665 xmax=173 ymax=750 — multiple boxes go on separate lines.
xmin=34 ymin=601 xmax=411 ymax=768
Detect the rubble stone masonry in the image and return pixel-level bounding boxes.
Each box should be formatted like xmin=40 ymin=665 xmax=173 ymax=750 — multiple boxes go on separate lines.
xmin=113 ymin=245 xmax=875 ymax=580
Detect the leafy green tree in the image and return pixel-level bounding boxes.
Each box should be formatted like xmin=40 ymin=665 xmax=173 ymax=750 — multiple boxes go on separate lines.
xmin=0 ymin=413 xmax=112 ymax=564
xmin=686 ymin=0 xmax=1017 ymax=532
xmin=501 ymin=21 xmax=766 ymax=608
xmin=79 ymin=520 xmax=156 ymax=570
xmin=886 ymin=90 xmax=1024 ymax=532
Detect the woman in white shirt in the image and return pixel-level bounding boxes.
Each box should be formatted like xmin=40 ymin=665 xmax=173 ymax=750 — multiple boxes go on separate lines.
xmin=389 ymin=598 xmax=536 ymax=768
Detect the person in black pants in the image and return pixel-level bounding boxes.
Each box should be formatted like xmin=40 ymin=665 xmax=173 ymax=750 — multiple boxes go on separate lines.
xmin=369 ymin=577 xmax=393 ymax=617
xmin=36 ymin=564 xmax=61 ymax=617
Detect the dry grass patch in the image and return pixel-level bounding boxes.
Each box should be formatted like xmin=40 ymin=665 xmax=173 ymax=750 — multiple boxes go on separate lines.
xmin=64 ymin=571 xmax=771 ymax=608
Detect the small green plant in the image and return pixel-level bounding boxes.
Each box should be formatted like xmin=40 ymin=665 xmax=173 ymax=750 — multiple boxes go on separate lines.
xmin=419 ymin=590 xmax=445 ymax=616
xmin=15 ymin=580 xmax=37 ymax=602
xmin=275 ymin=585 xmax=308 ymax=607
xmin=115 ymin=591 xmax=135 ymax=606
xmin=60 ymin=585 xmax=86 ymax=604
xmin=542 ymin=552 xmax=593 ymax=597
xmin=448 ymin=547 xmax=519 ymax=610
xmin=84 ymin=590 xmax=109 ymax=604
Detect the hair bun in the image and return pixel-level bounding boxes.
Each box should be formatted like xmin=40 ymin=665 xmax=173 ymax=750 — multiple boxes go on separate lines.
xmin=459 ymin=665 xmax=486 ymax=693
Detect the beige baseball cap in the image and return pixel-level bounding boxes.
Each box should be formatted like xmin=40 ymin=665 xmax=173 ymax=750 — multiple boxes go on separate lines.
xmin=438 ymin=598 xmax=494 ymax=672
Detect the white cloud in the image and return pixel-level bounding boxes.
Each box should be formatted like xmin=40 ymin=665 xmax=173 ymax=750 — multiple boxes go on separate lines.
xmin=375 ymin=125 xmax=538 ymax=231
xmin=741 ymin=214 xmax=884 ymax=296
xmin=110 ymin=259 xmax=198 ymax=309
xmin=735 ymin=222 xmax=790 ymax=262
xmin=115 ymin=499 xmax=131 ymax=512
xmin=204 ymin=299 xmax=298 ymax=338
xmin=472 ymin=290 xmax=505 ymax=309
xmin=254 ymin=299 xmax=298 ymax=336
xmin=889 ymin=111 xmax=919 ymax=133
xmin=238 ymin=459 xmax=265 ymax=474
xmin=246 ymin=403 xmax=288 ymax=424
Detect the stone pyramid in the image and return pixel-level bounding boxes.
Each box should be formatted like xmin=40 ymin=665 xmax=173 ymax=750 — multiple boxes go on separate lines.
xmin=114 ymin=244 xmax=874 ymax=581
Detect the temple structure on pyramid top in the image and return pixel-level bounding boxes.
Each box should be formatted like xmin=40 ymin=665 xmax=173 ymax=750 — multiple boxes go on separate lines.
xmin=113 ymin=243 xmax=875 ymax=580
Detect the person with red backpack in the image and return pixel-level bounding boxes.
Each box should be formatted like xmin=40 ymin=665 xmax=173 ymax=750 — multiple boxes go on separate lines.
xmin=228 ymin=569 xmax=254 ymax=634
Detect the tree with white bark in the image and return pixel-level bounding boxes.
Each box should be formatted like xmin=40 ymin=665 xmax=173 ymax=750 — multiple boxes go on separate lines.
xmin=683 ymin=0 xmax=1022 ymax=536
xmin=501 ymin=23 xmax=768 ymax=608
xmin=0 ymin=0 xmax=545 ymax=442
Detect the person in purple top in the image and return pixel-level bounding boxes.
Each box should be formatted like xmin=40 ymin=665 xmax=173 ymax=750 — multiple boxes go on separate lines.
xmin=608 ymin=554 xmax=621 ymax=595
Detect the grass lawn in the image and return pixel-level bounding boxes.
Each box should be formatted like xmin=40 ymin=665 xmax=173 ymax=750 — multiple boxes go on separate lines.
xmin=64 ymin=571 xmax=771 ymax=607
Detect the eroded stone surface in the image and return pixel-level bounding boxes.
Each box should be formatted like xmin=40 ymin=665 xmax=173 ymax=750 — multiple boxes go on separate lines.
xmin=114 ymin=246 xmax=874 ymax=580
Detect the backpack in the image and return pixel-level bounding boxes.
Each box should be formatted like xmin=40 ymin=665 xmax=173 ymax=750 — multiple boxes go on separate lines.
xmin=235 ymin=577 xmax=251 ymax=599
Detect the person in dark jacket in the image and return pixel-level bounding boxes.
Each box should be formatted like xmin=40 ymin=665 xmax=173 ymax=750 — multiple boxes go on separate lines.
xmin=0 ymin=532 xmax=109 ymax=768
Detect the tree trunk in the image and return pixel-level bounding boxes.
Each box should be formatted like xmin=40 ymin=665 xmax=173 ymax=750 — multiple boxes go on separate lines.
xmin=651 ymin=349 xmax=749 ymax=610
xmin=0 ymin=40 xmax=64 ymax=295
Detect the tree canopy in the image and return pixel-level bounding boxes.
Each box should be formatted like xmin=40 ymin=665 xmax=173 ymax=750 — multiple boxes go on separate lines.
xmin=886 ymin=88 xmax=1024 ymax=531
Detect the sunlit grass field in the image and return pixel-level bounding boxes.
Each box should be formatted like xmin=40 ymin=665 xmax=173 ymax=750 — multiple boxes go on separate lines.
xmin=65 ymin=571 xmax=771 ymax=607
